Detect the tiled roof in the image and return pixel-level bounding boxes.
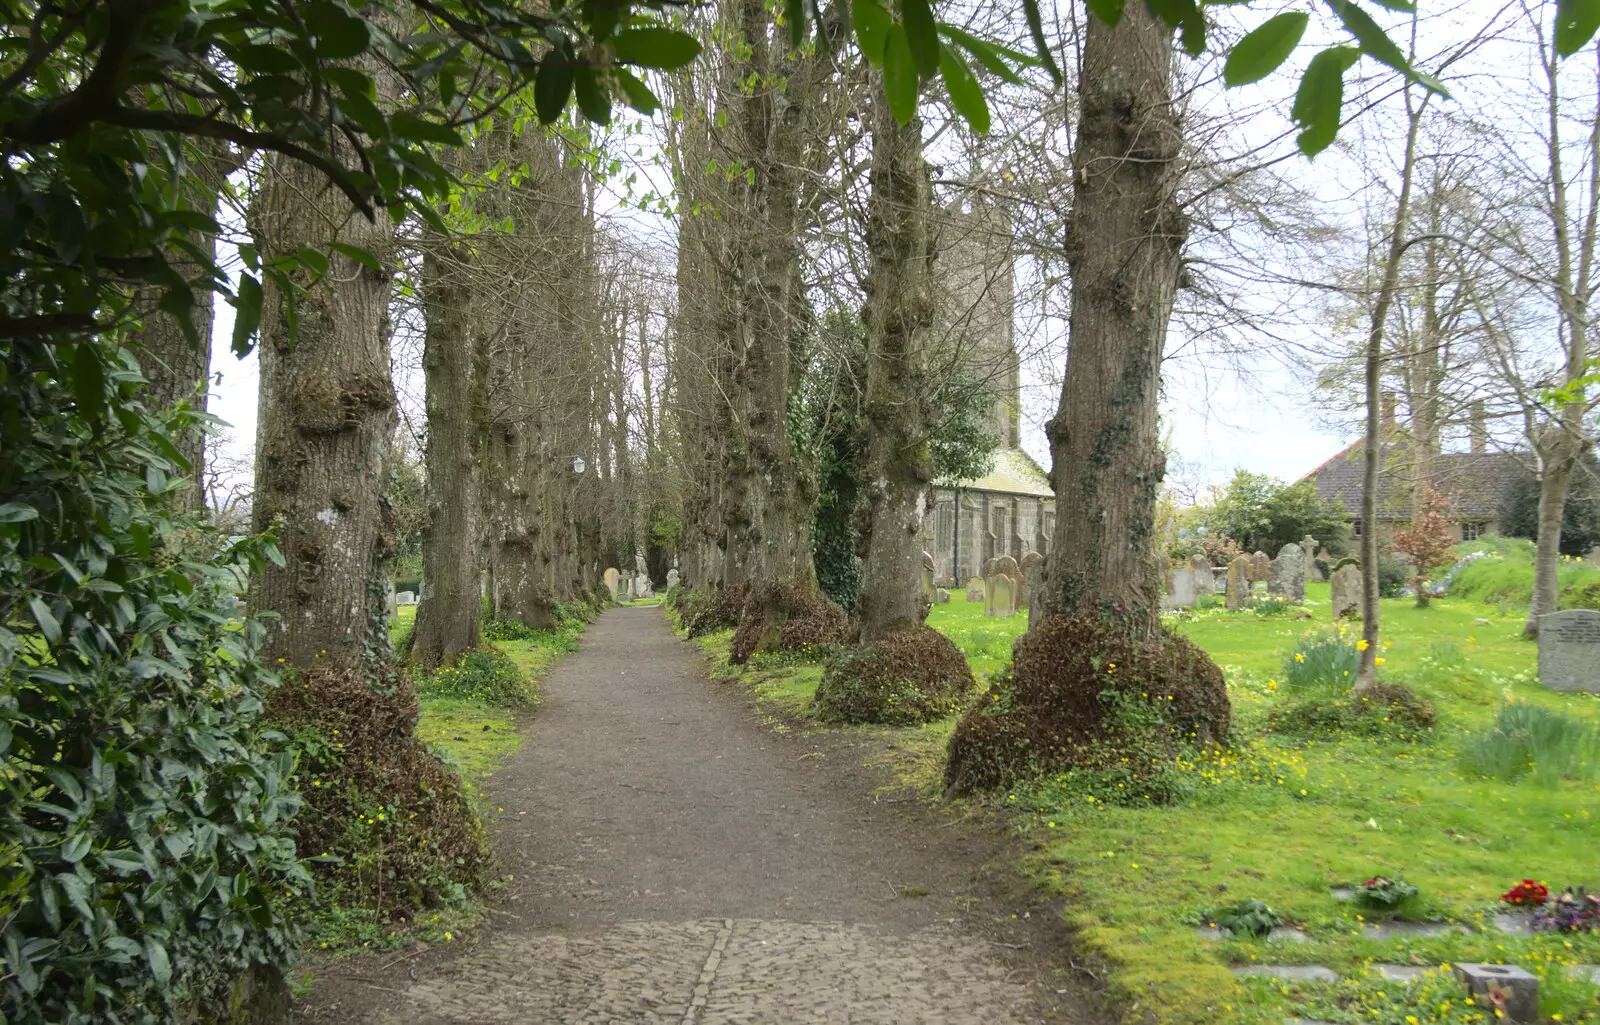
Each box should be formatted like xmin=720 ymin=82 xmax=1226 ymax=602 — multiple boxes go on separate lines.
xmin=1301 ymin=439 xmax=1518 ymax=521
xmin=947 ymin=447 xmax=1054 ymax=498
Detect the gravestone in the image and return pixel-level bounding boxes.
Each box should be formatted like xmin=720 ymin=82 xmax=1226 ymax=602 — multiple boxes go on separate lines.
xmin=1330 ymin=562 xmax=1362 ymax=619
xmin=1269 ymin=542 xmax=1305 ymax=601
xmin=994 ymin=554 xmax=1019 ymax=580
xmin=1165 ymin=565 xmax=1197 ymax=610
xmin=634 ymin=574 xmax=652 ymax=598
xmin=666 ymin=568 xmax=679 ymax=590
xmin=386 ymin=580 xmax=398 ymax=618
xmin=1252 ymin=551 xmax=1271 ymax=584
xmin=1017 ymin=551 xmax=1044 ymax=608
xmin=1537 ymin=609 xmax=1600 ymax=692
xmin=1454 ymin=964 xmax=1539 ymax=1023
xmin=966 ymin=577 xmax=986 ymax=603
xmin=1300 ymin=536 xmax=1317 ymax=581
xmin=618 ymin=571 xmax=633 ymax=599
xmin=935 ymin=587 xmax=951 ymax=603
xmin=604 ymin=567 xmax=620 ymax=598
xmin=981 ymin=557 xmax=998 ymax=579
xmin=1213 ymin=567 xmax=1229 ymax=592
xmin=1189 ymin=554 xmax=1214 ymax=596
xmin=921 ymin=550 xmax=937 ymax=602
xmin=395 ymin=590 xmax=417 ymax=606
xmin=990 ymin=572 xmax=1017 ymax=616
xmin=1226 ymin=556 xmax=1251 ymax=611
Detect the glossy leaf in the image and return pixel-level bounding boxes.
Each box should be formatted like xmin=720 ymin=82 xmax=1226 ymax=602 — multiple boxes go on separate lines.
xmin=616 ymin=67 xmax=662 ymax=114
xmin=575 ymin=65 xmax=613 ymax=124
xmin=901 ymin=0 xmax=941 ymax=77
xmin=231 ymin=273 xmax=262 ymax=357
xmin=854 ymin=0 xmax=892 ymax=63
xmin=939 ymin=24 xmax=1024 ymax=84
xmin=612 ymin=26 xmax=703 ymax=69
xmin=883 ymin=24 xmax=919 ymax=124
xmin=1556 ymin=0 xmax=1600 ymax=55
xmin=1084 ymin=0 xmax=1126 ymax=27
xmin=1223 ymin=11 xmax=1308 ymax=86
xmin=1292 ymin=45 xmax=1360 ymax=156
xmin=1021 ymin=0 xmax=1062 ymax=82
xmin=535 ymin=53 xmax=576 ymax=123
xmin=939 ymin=44 xmax=990 ymax=134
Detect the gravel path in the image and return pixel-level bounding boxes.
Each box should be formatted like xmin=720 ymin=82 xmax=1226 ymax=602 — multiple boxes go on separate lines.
xmin=297 ymin=605 xmax=1096 ymax=1024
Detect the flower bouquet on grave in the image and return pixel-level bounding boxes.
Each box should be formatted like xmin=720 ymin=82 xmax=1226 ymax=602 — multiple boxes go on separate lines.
xmin=1211 ymin=899 xmax=1283 ymax=938
xmin=1531 ymin=887 xmax=1600 ymax=933
xmin=1356 ymin=875 xmax=1419 ymax=910
xmin=1500 ymin=879 xmax=1549 ymax=906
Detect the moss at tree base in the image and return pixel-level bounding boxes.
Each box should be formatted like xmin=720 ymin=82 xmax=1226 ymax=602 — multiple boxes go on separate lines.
xmin=729 ymin=582 xmax=852 ymax=664
xmin=267 ymin=666 xmax=487 ymax=921
xmin=944 ymin=612 xmax=1230 ymax=794
xmin=814 ymin=626 xmax=975 ymax=725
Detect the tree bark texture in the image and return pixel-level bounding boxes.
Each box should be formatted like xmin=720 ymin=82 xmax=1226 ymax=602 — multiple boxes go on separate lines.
xmin=249 ymin=149 xmax=397 ymax=671
xmin=411 ymin=246 xmax=488 ymax=670
xmin=1037 ymin=4 xmax=1185 ymax=640
xmin=856 ymin=79 xmax=934 ymax=643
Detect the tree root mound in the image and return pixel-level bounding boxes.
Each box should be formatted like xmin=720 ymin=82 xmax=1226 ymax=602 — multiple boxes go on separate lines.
xmin=944 ymin=612 xmax=1230 ymax=794
xmin=268 ymin=666 xmax=487 ymax=915
xmin=729 ymin=582 xmax=852 ymax=664
xmin=679 ymin=583 xmax=750 ymax=638
xmin=814 ymin=626 xmax=975 ymax=725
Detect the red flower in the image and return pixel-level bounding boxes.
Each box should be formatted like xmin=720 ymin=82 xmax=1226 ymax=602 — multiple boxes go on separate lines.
xmin=1501 ymin=879 xmax=1549 ymax=906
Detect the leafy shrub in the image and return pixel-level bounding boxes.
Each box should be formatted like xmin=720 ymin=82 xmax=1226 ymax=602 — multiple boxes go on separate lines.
xmin=1459 ymin=700 xmax=1600 ymax=786
xmin=1 ymin=340 xmax=305 ymax=1023
xmin=416 ymin=648 xmax=530 ymax=706
xmin=1281 ymin=630 xmax=1361 ymax=694
xmin=1210 ymin=899 xmax=1282 ymax=938
xmin=1377 ymin=553 xmax=1411 ymax=598
xmin=1356 ymin=875 xmax=1420 ymax=911
xmin=677 ymin=584 xmax=749 ymax=638
xmin=1250 ymin=595 xmax=1292 ymax=617
xmin=1447 ymin=536 xmax=1600 ymax=607
xmin=815 ymin=626 xmax=974 ymax=725
xmin=729 ymin=582 xmax=850 ymax=665
xmin=1267 ymin=683 xmax=1436 ymax=742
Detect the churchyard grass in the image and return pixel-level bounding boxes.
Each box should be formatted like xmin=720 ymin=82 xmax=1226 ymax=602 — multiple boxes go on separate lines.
xmin=681 ymin=587 xmax=1600 ymax=1024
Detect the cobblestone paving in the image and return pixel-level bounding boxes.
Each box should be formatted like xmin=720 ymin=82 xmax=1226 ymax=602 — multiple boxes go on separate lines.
xmin=379 ymin=919 xmax=1042 ymax=1025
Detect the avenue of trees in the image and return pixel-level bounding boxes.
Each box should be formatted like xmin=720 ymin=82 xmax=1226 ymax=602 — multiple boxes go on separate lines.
xmin=5 ymin=0 xmax=1600 ymax=1017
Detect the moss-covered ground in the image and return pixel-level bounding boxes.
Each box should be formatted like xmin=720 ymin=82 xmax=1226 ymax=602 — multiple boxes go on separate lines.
xmin=672 ymin=584 xmax=1600 ymax=1025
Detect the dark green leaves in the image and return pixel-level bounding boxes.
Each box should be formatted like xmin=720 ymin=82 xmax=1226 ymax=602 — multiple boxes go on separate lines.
xmin=535 ymin=50 xmax=576 ymax=123
xmin=1324 ymin=0 xmax=1410 ymax=76
xmin=1223 ymin=12 xmax=1308 ymax=86
xmin=301 ymin=0 xmax=371 ymax=60
xmin=1083 ymin=0 xmax=1126 ymax=27
xmin=901 ymin=0 xmax=941 ymax=77
xmin=232 ymin=274 xmax=262 ymax=357
xmin=853 ymin=0 xmax=892 ymax=63
xmin=616 ymin=68 xmax=662 ymax=114
xmin=1556 ymin=0 xmax=1600 ymax=55
xmin=575 ymin=65 xmax=613 ymax=124
xmin=939 ymin=45 xmax=989 ymax=134
xmin=882 ymin=25 xmax=920 ymax=124
xmin=612 ymin=26 xmax=702 ymax=69
xmin=390 ymin=111 xmax=462 ymax=146
xmin=71 ymin=344 xmax=104 ymax=424
xmin=1292 ymin=45 xmax=1360 ymax=156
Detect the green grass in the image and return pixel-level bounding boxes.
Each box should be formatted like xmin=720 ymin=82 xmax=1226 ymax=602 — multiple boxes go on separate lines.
xmin=684 ymin=586 xmax=1600 ymax=1025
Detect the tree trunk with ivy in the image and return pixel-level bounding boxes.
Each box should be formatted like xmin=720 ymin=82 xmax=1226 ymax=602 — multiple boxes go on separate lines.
xmin=856 ymin=80 xmax=934 ymax=644
xmin=411 ymin=246 xmax=487 ymax=670
xmin=1035 ymin=4 xmax=1186 ymax=639
xmin=249 ymin=150 xmax=397 ymax=670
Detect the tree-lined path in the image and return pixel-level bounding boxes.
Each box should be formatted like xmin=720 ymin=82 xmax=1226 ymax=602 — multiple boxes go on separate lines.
xmin=297 ymin=606 xmax=1088 ymax=1024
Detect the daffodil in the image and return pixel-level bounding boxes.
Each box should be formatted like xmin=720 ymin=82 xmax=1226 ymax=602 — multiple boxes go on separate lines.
xmin=1356 ymin=638 xmax=1369 ymax=651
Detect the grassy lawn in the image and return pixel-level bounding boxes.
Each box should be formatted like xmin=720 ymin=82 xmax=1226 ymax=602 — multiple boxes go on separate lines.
xmin=672 ymin=585 xmax=1600 ymax=1025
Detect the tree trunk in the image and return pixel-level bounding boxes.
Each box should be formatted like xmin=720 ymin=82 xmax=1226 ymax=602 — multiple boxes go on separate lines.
xmin=1527 ymin=431 xmax=1579 ymax=634
xmin=249 ymin=150 xmax=397 ymax=670
xmin=411 ymin=247 xmax=487 ymax=670
xmin=856 ymin=79 xmax=934 ymax=643
xmin=1035 ymin=4 xmax=1184 ymax=639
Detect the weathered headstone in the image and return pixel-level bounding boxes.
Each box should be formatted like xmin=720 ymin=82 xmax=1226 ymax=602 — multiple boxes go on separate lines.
xmin=604 ymin=567 xmax=620 ymax=598
xmin=396 ymin=590 xmax=417 ymax=606
xmin=981 ymin=557 xmax=998 ymax=579
xmin=1017 ymin=551 xmax=1044 ymax=608
xmin=1190 ymin=554 xmax=1214 ymax=596
xmin=935 ymin=587 xmax=951 ymax=604
xmin=666 ymin=568 xmax=680 ymax=590
xmin=1330 ymin=561 xmax=1362 ymax=619
xmin=1537 ymin=609 xmax=1600 ymax=693
xmin=1454 ymin=963 xmax=1538 ymax=1023
xmin=1252 ymin=551 xmax=1271 ymax=584
xmin=618 ymin=571 xmax=633 ymax=599
xmin=634 ymin=574 xmax=652 ymax=599
xmin=921 ymin=550 xmax=937 ymax=602
xmin=1213 ymin=567 xmax=1229 ymax=592
xmin=1300 ymin=536 xmax=1317 ymax=581
xmin=966 ymin=577 xmax=986 ymax=603
xmin=990 ymin=572 xmax=1017 ymax=616
xmin=1269 ymin=542 xmax=1305 ymax=601
xmin=1226 ymin=556 xmax=1251 ymax=611
xmin=1165 ymin=565 xmax=1197 ymax=609
xmin=994 ymin=554 xmax=1019 ymax=579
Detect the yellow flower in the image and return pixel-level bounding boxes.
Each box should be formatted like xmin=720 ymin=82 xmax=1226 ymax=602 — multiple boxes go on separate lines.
xmin=1356 ymin=639 xmax=1370 ymax=651
xmin=1468 ymin=636 xmax=1477 ymax=643
xmin=1294 ymin=653 xmax=1305 ymax=663
xmin=444 ymin=931 xmax=453 ymax=941
xmin=1374 ymin=657 xmax=1386 ymax=666
xmin=1268 ymin=680 xmax=1279 ymax=690
xmin=1382 ymin=641 xmax=1392 ymax=650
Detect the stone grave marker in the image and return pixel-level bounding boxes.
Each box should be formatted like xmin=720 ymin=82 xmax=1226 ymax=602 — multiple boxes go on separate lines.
xmin=921 ymin=550 xmax=937 ymax=602
xmin=1454 ymin=964 xmax=1538 ymax=1022
xmin=1252 ymin=551 xmax=1271 ymax=584
xmin=1226 ymin=556 xmax=1251 ymax=611
xmin=1189 ymin=554 xmax=1214 ymax=596
xmin=1330 ymin=561 xmax=1361 ymax=619
xmin=1300 ymin=536 xmax=1317 ymax=580
xmin=966 ymin=577 xmax=986 ymax=603
xmin=935 ymin=587 xmax=950 ymax=603
xmin=1165 ymin=565 xmax=1197 ymax=609
xmin=1269 ymin=542 xmax=1305 ymax=601
xmin=604 ymin=567 xmax=620 ymax=598
xmin=666 ymin=568 xmax=679 ymax=590
xmin=1017 ymin=551 xmax=1044 ymax=608
xmin=990 ymin=572 xmax=1017 ymax=616
xmin=396 ymin=590 xmax=417 ymax=606
xmin=1537 ymin=609 xmax=1600 ymax=692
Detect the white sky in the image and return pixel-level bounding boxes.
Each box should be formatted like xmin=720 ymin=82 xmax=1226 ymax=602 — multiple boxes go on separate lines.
xmin=206 ymin=0 xmax=1558 ymax=504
